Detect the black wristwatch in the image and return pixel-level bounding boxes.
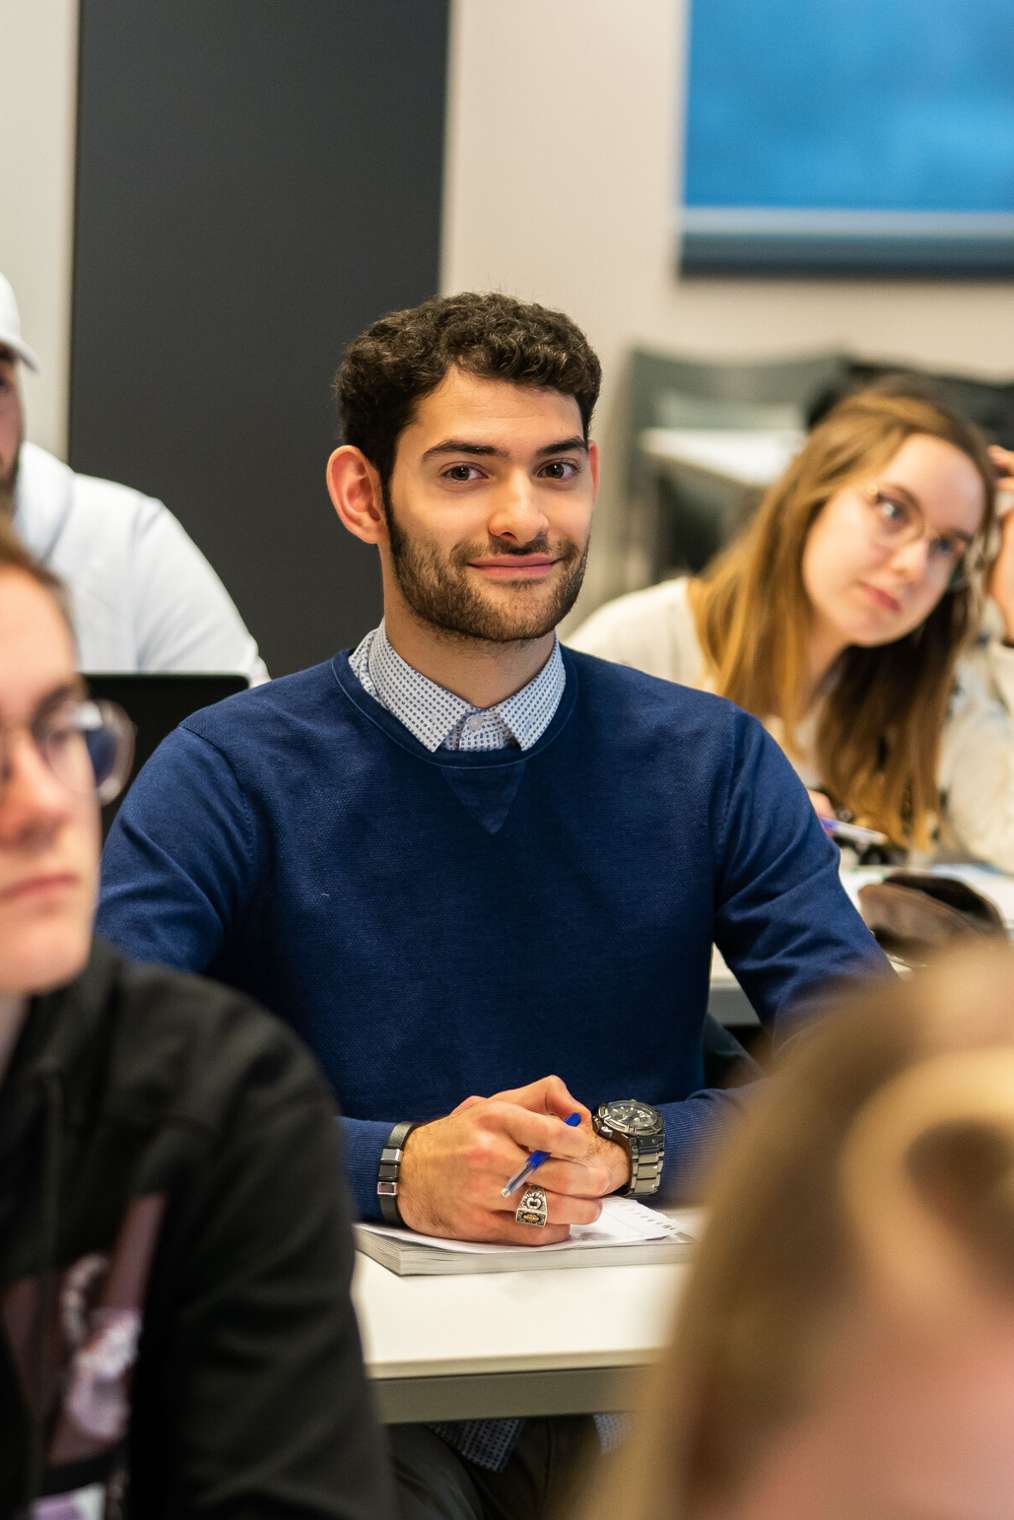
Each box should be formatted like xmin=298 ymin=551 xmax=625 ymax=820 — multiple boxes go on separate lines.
xmin=593 ymin=1101 xmax=665 ymax=1197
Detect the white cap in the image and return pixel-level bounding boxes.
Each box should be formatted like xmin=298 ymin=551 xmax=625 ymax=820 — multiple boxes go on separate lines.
xmin=0 ymin=273 xmax=39 ymax=371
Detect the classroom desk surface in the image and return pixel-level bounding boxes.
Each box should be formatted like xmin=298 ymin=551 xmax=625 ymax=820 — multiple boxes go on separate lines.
xmin=353 ymin=1247 xmax=687 ymax=1424
xmin=638 ymin=426 xmax=803 ymax=490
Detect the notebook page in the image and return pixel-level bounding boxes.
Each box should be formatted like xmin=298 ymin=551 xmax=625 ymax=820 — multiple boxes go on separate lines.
xmin=359 ymin=1198 xmax=698 ymax=1256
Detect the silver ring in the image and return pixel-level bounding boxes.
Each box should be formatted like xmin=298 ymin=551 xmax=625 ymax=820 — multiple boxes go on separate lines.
xmin=515 ymin=1186 xmax=548 ymax=1228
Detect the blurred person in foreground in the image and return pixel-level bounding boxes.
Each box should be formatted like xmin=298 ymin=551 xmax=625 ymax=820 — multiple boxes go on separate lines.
xmin=0 ymin=271 xmax=267 ymax=679
xmin=580 ymin=942 xmax=1014 ymax=1520
xmin=571 ymin=388 xmax=1014 ymax=870
xmin=0 ymin=519 xmax=392 ymax=1517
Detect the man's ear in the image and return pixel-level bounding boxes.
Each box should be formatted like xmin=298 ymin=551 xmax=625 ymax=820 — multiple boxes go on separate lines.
xmin=326 ymin=446 xmax=387 ymax=545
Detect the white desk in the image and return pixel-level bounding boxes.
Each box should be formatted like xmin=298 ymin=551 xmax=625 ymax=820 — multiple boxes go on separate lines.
xmin=353 ymin=1250 xmax=686 ymax=1424
xmin=638 ymin=427 xmax=803 ymax=491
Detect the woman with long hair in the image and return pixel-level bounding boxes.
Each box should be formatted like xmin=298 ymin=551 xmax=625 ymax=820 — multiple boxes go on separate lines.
xmin=578 ymin=943 xmax=1014 ymax=1520
xmin=570 ymin=388 xmax=1014 ymax=866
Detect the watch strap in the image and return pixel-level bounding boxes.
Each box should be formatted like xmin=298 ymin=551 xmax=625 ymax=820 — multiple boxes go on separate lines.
xmin=376 ymin=1119 xmax=418 ymax=1225
xmin=623 ymin=1130 xmax=664 ymax=1197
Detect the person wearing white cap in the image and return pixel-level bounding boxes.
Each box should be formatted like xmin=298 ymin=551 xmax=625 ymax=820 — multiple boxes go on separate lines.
xmin=0 ymin=272 xmax=267 ymax=679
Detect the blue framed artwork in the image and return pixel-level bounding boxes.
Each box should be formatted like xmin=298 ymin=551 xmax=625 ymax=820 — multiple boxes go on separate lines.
xmin=681 ymin=0 xmax=1014 ymax=275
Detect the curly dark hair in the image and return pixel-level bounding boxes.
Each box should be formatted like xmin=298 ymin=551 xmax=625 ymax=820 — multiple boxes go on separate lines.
xmin=333 ymin=291 xmax=602 ymax=496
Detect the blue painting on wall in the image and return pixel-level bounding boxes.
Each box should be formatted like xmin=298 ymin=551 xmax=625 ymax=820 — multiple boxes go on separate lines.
xmin=682 ymin=0 xmax=1014 ymax=273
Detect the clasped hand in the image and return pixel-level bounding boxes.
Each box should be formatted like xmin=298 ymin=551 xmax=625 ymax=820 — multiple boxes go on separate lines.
xmin=397 ymin=1075 xmax=630 ymax=1244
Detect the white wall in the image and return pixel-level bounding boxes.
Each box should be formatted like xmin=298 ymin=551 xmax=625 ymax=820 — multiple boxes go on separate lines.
xmin=1 ymin=0 xmax=79 ymax=458
xmin=442 ymin=0 xmax=1014 ymax=609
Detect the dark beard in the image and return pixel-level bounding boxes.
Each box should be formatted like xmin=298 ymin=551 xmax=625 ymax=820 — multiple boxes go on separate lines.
xmin=386 ymin=500 xmax=588 ymax=644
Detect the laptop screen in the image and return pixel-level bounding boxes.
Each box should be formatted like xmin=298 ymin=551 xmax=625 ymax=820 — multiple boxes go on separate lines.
xmin=85 ymin=672 xmax=248 ymax=835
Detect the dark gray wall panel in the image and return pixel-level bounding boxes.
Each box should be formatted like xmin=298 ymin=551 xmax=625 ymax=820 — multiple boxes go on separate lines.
xmin=72 ymin=0 xmax=448 ymax=674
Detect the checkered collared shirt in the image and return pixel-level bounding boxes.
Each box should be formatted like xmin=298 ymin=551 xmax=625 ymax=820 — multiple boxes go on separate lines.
xmin=348 ymin=621 xmax=565 ymax=753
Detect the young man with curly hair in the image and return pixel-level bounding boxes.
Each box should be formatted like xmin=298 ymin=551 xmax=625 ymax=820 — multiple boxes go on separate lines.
xmin=98 ymin=292 xmax=883 ymax=1518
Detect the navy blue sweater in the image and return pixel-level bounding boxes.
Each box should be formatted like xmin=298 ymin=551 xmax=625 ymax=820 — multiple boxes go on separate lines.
xmin=98 ymin=648 xmax=883 ymax=1218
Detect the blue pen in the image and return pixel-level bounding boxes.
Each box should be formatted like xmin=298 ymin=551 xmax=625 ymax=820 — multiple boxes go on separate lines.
xmin=501 ymin=1112 xmax=583 ymax=1198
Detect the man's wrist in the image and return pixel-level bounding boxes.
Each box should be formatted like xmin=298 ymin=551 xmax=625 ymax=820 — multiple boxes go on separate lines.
xmin=602 ymin=1135 xmax=632 ymax=1192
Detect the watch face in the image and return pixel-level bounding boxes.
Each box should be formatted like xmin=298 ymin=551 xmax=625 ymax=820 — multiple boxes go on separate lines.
xmin=601 ymin=1100 xmax=660 ymax=1136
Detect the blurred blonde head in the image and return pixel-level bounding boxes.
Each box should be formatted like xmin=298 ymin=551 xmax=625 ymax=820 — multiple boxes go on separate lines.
xmin=581 ymin=946 xmax=1014 ymax=1520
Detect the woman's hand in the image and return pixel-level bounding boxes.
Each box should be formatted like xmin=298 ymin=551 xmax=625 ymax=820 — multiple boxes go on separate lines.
xmin=987 ymin=446 xmax=1014 ymax=641
xmin=807 ymin=789 xmax=835 ymax=821
xmin=990 ymin=445 xmax=1014 ymax=492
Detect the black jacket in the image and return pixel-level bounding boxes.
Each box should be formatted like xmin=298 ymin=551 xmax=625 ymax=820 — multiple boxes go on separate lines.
xmin=0 ymin=938 xmax=394 ymax=1518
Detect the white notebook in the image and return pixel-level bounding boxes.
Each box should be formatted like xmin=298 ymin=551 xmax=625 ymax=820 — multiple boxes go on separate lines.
xmin=355 ymin=1198 xmax=700 ymax=1276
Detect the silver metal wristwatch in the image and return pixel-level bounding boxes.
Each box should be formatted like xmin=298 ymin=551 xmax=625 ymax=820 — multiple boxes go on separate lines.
xmin=592 ymin=1100 xmax=665 ymax=1197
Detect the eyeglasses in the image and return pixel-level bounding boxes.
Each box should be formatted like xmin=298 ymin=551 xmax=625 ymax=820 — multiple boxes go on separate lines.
xmin=0 ymin=699 xmax=135 ymax=804
xmin=859 ymin=485 xmax=984 ymax=591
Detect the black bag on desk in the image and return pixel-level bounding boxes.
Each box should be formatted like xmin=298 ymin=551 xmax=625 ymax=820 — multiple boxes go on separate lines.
xmin=857 ymin=872 xmax=1006 ymax=961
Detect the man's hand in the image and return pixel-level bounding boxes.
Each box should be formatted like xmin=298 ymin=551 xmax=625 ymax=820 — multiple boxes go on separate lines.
xmin=397 ymin=1075 xmax=629 ymax=1244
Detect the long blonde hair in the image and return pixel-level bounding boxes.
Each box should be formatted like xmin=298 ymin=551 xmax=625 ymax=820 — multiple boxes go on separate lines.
xmin=689 ymin=388 xmax=997 ymax=849
xmin=578 ymin=945 xmax=1014 ymax=1520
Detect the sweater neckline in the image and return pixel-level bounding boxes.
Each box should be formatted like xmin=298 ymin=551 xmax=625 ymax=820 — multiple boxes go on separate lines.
xmin=330 ymin=647 xmax=579 ymax=768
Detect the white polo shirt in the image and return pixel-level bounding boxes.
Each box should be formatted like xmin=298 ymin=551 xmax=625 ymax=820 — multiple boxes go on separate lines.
xmin=13 ymin=441 xmax=268 ymax=682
